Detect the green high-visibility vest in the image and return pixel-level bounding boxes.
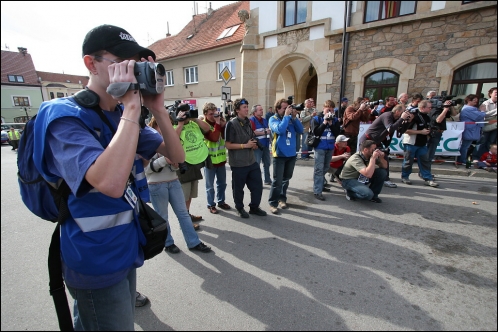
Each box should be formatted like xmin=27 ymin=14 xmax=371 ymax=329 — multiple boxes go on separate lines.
xmin=204 ymin=120 xmax=226 ymax=164
xmin=175 ymin=121 xmax=209 ymax=164
xmin=8 ymin=131 xmax=20 ymax=140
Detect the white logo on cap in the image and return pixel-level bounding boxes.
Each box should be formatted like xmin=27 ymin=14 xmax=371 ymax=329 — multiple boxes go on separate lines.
xmin=119 ymin=32 xmax=136 ymax=42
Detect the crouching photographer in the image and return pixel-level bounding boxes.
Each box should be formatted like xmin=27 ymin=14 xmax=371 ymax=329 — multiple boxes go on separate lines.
xmin=174 ymin=103 xmax=213 ymax=222
xmin=359 ymin=104 xmax=412 ymax=188
xmin=340 ymin=140 xmax=387 ymax=203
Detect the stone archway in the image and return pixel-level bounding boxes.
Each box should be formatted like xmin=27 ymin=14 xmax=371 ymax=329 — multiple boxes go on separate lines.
xmin=436 ymin=44 xmax=497 ymax=93
xmin=352 ymin=58 xmax=416 ymax=98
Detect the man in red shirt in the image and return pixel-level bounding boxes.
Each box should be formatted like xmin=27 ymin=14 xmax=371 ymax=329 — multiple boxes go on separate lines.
xmin=327 ymin=135 xmax=351 ymax=185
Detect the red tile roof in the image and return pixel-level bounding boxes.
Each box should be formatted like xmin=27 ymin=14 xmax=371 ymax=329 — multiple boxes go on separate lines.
xmin=149 ymin=1 xmax=248 ymax=61
xmin=1 ymin=50 xmax=41 ymax=86
xmin=36 ymin=71 xmax=89 ymax=87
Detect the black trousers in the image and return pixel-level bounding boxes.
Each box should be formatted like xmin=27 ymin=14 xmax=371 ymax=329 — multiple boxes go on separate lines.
xmin=230 ymin=162 xmax=263 ymax=210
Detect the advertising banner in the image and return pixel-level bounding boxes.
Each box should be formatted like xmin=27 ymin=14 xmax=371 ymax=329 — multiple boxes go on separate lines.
xmin=358 ymin=122 xmax=464 ymax=156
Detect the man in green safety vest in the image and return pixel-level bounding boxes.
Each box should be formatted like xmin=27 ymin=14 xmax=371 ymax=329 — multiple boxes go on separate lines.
xmin=8 ymin=127 xmax=20 ymax=151
xmin=202 ymin=102 xmax=231 ymax=214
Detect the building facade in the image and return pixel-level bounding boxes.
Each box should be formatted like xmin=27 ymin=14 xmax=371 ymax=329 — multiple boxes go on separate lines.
xmin=241 ymin=1 xmax=496 ymax=109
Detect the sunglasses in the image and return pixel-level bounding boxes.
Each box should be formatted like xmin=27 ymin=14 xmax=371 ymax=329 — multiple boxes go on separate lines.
xmin=239 ymin=99 xmax=248 ymax=105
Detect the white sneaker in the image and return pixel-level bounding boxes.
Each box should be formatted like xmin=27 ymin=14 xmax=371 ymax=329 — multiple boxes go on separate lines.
xmin=384 ymin=180 xmax=397 ymax=188
xmin=424 ymin=180 xmax=439 ymax=187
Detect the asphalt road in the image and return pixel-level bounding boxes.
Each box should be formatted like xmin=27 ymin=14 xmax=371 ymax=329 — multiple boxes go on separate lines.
xmin=1 ymin=143 xmax=496 ymax=331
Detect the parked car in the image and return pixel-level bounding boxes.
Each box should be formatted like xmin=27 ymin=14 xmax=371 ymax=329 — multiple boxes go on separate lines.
xmin=1 ymin=130 xmax=8 ymax=144
xmin=1 ymin=123 xmax=25 ymax=134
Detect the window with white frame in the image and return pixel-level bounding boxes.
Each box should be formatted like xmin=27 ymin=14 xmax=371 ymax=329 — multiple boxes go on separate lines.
xmin=165 ymin=70 xmax=174 ymax=86
xmin=217 ymin=25 xmax=240 ymax=40
xmin=185 ymin=66 xmax=198 ymax=84
xmin=13 ymin=96 xmax=30 ymax=106
xmin=217 ymin=60 xmax=236 ymax=80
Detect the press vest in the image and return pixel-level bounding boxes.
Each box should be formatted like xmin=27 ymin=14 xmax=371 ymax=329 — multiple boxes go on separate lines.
xmin=250 ymin=115 xmax=270 ymax=147
xmin=33 ymin=97 xmax=146 ymax=276
xmin=175 ymin=121 xmax=209 ymax=164
xmin=8 ymin=130 xmax=20 ymax=140
xmin=312 ymin=116 xmax=336 ymax=150
xmin=203 ymin=120 xmax=227 ymax=165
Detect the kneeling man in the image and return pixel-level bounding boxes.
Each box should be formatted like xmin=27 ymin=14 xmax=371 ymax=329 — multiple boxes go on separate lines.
xmin=340 ymin=140 xmax=387 ymax=203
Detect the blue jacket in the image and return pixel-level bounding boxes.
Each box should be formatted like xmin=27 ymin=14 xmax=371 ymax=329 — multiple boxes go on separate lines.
xmin=34 ymin=97 xmax=155 ymax=279
xmin=269 ymin=114 xmax=304 ymax=157
xmin=460 ymin=105 xmax=485 ymax=141
xmin=311 ymin=115 xmax=339 ymax=150
xmin=250 ymin=115 xmax=270 ymax=147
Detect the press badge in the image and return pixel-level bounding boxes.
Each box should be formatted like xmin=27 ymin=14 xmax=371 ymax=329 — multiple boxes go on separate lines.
xmin=286 ymin=131 xmax=291 ymax=145
xmin=124 ymin=185 xmax=138 ymax=208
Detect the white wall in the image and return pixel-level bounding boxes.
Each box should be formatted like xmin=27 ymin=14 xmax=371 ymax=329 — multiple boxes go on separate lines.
xmin=312 ymin=1 xmax=345 ymax=31
xmin=251 ymin=1 xmax=277 ymax=34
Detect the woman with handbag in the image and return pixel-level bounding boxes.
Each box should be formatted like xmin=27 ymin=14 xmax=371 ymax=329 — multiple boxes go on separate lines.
xmin=145 ymin=116 xmax=211 ymax=254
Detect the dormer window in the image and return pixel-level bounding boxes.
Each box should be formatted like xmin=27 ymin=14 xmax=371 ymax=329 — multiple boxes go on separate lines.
xmin=217 ymin=25 xmax=240 ymax=40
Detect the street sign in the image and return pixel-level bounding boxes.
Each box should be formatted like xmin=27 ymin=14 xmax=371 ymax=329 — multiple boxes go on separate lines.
xmin=221 ymin=86 xmax=231 ymax=101
xmin=220 ymin=66 xmax=233 ymax=85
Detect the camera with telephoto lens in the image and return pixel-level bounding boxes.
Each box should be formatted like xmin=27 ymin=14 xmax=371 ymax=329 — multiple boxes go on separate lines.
xmin=134 ymin=61 xmax=166 ymax=95
xmin=290 ymin=103 xmax=305 ymax=111
xmin=365 ymin=100 xmax=380 ymax=107
xmin=177 ymin=162 xmax=189 ymax=174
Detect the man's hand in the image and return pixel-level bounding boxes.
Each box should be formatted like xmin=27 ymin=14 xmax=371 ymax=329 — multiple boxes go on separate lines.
xmin=401 ymin=111 xmax=412 ymax=120
xmin=285 ymin=106 xmax=293 ymax=116
xmin=420 ymin=128 xmax=430 ymax=135
xmin=248 ymin=139 xmax=258 ymax=150
xmin=342 ymin=152 xmax=351 ymax=159
xmin=372 ymin=149 xmax=384 ymax=160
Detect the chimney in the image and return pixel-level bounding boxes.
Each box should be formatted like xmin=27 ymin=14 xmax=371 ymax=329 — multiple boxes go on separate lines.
xmin=207 ymin=2 xmax=213 ymax=16
xmin=17 ymin=47 xmax=27 ymax=56
xmin=166 ymin=22 xmax=171 ymax=37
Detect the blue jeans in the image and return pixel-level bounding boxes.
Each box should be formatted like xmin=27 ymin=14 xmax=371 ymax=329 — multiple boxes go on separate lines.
xmin=313 ymin=148 xmax=333 ymax=194
xmin=268 ymin=156 xmax=297 ymax=207
xmin=301 ymin=132 xmax=313 ymax=158
xmin=68 ymin=268 xmax=136 ymax=331
xmin=402 ymin=144 xmax=433 ymax=180
xmin=253 ymin=146 xmax=271 ymax=183
xmin=149 ymin=179 xmax=201 ymax=248
xmin=204 ymin=165 xmax=228 ymax=207
xmin=342 ymin=168 xmax=387 ymax=200
xmin=473 ymin=129 xmax=497 ymax=160
xmin=231 ymin=162 xmax=263 ymax=210
xmin=457 ymin=139 xmax=474 ymax=164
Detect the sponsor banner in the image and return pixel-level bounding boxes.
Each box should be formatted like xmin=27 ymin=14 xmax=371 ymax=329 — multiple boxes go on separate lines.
xmin=358 ymin=122 xmax=464 ymax=156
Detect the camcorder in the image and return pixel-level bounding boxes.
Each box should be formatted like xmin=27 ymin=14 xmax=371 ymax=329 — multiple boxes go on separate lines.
xmin=134 ymin=61 xmax=166 ymax=95
xmin=428 ymin=91 xmax=462 ymax=111
xmin=167 ymin=100 xmax=199 ymax=122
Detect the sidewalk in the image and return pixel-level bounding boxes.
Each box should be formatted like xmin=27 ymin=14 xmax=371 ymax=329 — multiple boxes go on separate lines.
xmin=295 ymin=154 xmax=497 ymax=179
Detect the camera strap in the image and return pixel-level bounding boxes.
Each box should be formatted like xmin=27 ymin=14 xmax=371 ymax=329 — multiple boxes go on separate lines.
xmin=106 ymin=82 xmax=141 ymax=98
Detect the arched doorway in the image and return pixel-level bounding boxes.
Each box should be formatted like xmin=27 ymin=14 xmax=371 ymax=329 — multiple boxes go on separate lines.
xmin=305 ymin=75 xmax=317 ymax=105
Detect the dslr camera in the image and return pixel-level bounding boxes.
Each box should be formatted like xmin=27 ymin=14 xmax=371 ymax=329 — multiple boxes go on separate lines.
xmin=251 ymin=138 xmax=264 ymax=151
xmin=376 ymin=147 xmax=389 ymax=154
xmin=290 ymin=103 xmax=305 ymax=111
xmin=134 ymin=61 xmax=166 ymax=95
xmin=365 ymin=100 xmax=380 ymax=107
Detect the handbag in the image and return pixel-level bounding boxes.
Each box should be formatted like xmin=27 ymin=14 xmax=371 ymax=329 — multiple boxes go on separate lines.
xmin=306 ymin=125 xmax=321 ymax=148
xmin=137 ymin=197 xmax=168 ymax=260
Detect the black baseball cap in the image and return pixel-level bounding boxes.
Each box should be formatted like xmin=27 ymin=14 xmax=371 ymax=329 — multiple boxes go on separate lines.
xmin=82 ymin=24 xmax=156 ymax=60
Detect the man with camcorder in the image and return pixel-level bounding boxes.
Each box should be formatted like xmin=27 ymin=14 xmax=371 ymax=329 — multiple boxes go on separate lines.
xmin=360 ymin=104 xmax=412 ymax=188
xmin=267 ymin=98 xmax=303 ymax=214
xmin=399 ymin=100 xmax=439 ymax=187
xmin=426 ymin=99 xmax=454 ymax=168
xmin=340 ymin=140 xmax=387 ymax=203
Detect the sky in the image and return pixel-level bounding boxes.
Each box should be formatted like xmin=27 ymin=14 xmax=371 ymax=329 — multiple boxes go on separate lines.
xmin=1 ymin=1 xmax=237 ymax=76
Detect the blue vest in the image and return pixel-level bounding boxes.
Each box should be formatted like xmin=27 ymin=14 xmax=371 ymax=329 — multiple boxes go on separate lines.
xmin=34 ymin=98 xmax=145 ymax=276
xmin=250 ymin=115 xmax=270 ymax=147
xmin=313 ymin=116 xmax=337 ymax=150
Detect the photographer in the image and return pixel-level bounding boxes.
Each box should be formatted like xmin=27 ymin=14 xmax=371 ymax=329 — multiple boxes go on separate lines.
xmin=224 ymin=98 xmax=267 ymax=218
xmin=360 ymin=104 xmax=412 ymax=188
xmin=399 ymin=100 xmax=439 ymax=187
xmin=310 ymin=101 xmax=340 ymax=200
xmin=203 ymin=102 xmax=231 ymax=214
xmin=343 ymin=98 xmax=371 ymax=153
xmin=267 ymin=98 xmax=304 ymax=214
xmin=250 ymin=104 xmax=272 ymax=185
xmin=175 ymin=104 xmax=212 ymax=222
xmin=340 ymin=140 xmax=387 ymax=203
xmin=426 ymin=99 xmax=454 ymax=166
xmin=300 ymin=98 xmax=316 ymax=160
